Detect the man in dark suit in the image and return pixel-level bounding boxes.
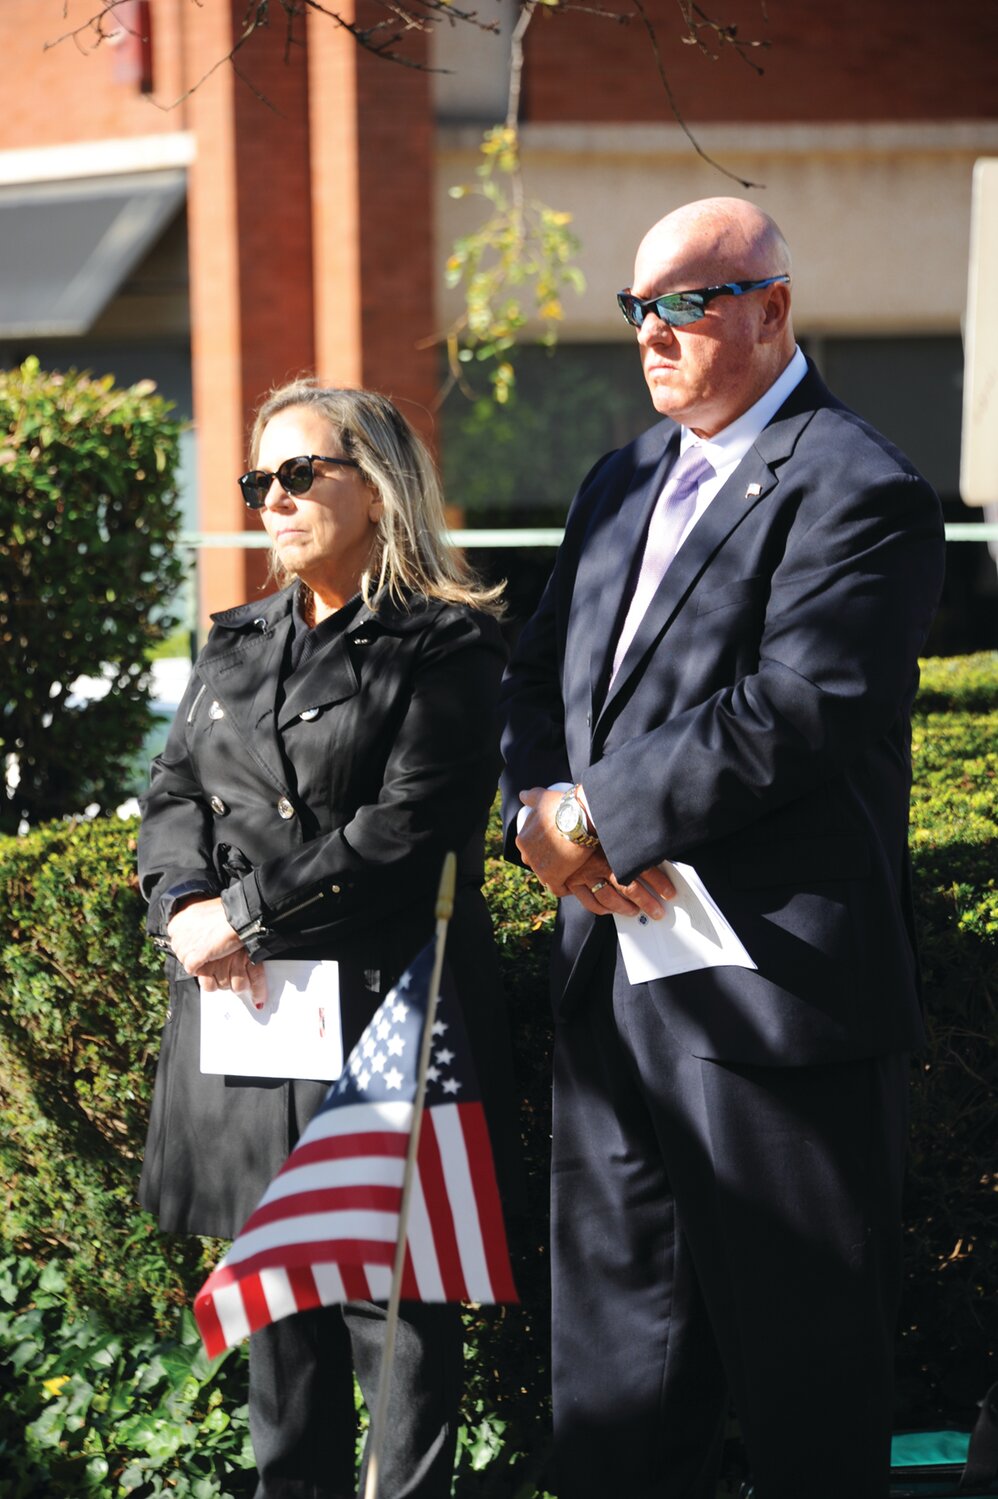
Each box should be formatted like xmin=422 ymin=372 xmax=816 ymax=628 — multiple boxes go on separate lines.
xmin=500 ymin=198 xmax=945 ymax=1499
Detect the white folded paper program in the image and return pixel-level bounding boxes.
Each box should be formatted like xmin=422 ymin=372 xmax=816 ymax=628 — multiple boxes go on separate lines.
xmin=199 ymin=959 xmax=343 ymax=1080
xmin=613 ymin=861 xmax=756 ymax=983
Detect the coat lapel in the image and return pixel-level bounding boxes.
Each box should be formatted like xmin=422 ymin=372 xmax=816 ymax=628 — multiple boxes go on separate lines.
xmin=274 ymin=590 xmax=431 ymax=730
xmin=198 ymin=592 xmax=295 ymax=794
xmin=276 ymin=629 xmax=361 ymax=730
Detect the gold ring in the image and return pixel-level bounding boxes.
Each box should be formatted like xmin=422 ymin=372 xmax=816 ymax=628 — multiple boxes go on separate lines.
xmin=591 ymin=879 xmax=608 ymax=894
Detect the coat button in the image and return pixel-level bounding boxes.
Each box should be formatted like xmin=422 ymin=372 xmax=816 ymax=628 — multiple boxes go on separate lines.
xmin=299 ymin=707 xmax=320 ymax=721
xmin=331 ymin=884 xmax=341 ymax=895
xmin=208 ymin=699 xmax=225 ymax=720
xmin=277 ymin=796 xmax=296 ymax=820
xmin=210 ymin=795 xmax=228 ymax=816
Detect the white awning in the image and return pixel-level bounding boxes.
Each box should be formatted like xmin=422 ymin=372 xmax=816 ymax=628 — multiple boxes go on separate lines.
xmin=0 ymin=168 xmax=186 ymax=338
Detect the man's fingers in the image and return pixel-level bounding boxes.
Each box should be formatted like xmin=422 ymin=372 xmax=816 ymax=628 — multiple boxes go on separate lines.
xmin=514 ymin=832 xmax=535 ymax=868
xmin=567 ymin=872 xmax=639 ymax=917
xmin=611 ymin=877 xmax=664 ymax=920
xmin=638 ymin=866 xmax=677 ymax=902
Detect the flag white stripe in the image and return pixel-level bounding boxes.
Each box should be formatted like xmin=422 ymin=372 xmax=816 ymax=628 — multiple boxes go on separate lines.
xmin=224 ymin=1209 xmax=400 ymax=1266
xmin=213 ymin=1277 xmax=252 ymax=1347
xmin=259 ymin=1267 xmax=300 ymax=1323
xmin=364 ymin=1264 xmax=393 ymax=1301
xmin=297 ymin=1099 xmax=413 ymax=1145
xmin=312 ymin=1262 xmax=348 ymax=1303
xmin=260 ymin=1156 xmax=405 ymax=1203
xmin=431 ymin=1104 xmax=492 ymax=1299
xmin=405 ymin=1164 xmax=446 ymax=1301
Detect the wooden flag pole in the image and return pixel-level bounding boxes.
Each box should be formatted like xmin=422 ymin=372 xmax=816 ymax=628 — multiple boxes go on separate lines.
xmin=362 ymin=852 xmax=457 ymax=1499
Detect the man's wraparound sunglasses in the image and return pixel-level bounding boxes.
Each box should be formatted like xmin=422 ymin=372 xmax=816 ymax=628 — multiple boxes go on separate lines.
xmin=616 ymin=275 xmax=791 ymax=330
xmin=238 ymin=454 xmax=360 ymax=510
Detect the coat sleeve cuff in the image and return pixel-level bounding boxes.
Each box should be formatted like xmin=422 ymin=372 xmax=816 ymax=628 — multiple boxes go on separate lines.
xmin=221 ymin=874 xmax=270 ymax=956
xmin=149 ymin=876 xmax=220 ymax=935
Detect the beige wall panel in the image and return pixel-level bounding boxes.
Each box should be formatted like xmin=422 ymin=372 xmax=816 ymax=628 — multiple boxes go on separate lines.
xmin=436 ymin=123 xmax=998 ymax=341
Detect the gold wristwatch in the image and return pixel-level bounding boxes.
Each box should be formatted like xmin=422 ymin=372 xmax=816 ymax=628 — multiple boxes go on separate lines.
xmin=554 ymin=786 xmax=600 ymax=847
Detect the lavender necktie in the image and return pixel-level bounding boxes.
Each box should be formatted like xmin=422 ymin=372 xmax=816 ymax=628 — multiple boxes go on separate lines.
xmin=610 ymin=445 xmax=714 ymax=686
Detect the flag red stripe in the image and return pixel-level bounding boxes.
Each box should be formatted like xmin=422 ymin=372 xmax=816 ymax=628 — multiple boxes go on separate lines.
xmin=457 ymin=1103 xmax=519 ymax=1302
xmin=401 ymin=1241 xmax=419 ymax=1300
xmin=340 ymin=1263 xmax=370 ymax=1299
xmin=242 ymin=1184 xmax=401 ymax=1232
xmin=417 ymin=1114 xmax=468 ymax=1300
xmin=278 ymin=1132 xmax=407 ymax=1173
xmin=287 ymin=1264 xmax=322 ymax=1316
xmin=194 ymin=1285 xmax=228 ymax=1360
xmin=240 ymin=1273 xmax=272 ymax=1336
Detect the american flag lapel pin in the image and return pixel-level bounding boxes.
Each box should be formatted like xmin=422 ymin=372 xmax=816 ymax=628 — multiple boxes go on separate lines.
xmin=745 ymin=482 xmax=762 ymax=498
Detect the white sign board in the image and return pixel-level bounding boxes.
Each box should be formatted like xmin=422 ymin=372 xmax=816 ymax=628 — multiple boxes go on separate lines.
xmin=960 ymin=159 xmax=998 ymax=506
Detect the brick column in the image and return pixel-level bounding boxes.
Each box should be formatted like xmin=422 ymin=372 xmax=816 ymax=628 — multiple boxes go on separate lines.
xmin=307 ymin=3 xmax=439 ymax=449
xmin=185 ymin=1 xmax=316 ymax=622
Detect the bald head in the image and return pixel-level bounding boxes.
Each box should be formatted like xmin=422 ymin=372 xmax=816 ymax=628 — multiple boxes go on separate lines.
xmin=635 ymin=198 xmax=792 ymax=290
xmin=629 ymin=198 xmax=796 ymax=436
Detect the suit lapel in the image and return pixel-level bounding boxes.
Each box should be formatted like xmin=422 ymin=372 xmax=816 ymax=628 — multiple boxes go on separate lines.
xmin=584 ymin=429 xmax=680 ymax=712
xmin=594 ymin=382 xmax=821 ymax=733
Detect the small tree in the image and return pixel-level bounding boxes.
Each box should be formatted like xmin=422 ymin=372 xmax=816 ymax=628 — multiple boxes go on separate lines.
xmin=0 ymin=358 xmax=185 ymax=834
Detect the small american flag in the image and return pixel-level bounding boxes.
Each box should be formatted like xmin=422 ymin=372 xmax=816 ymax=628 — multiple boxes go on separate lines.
xmin=194 ymin=942 xmax=517 ymax=1358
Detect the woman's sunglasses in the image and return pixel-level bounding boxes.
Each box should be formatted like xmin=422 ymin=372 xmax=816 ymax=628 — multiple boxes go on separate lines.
xmin=616 ymin=275 xmax=790 ymax=329
xmin=238 ymin=454 xmax=360 ymax=510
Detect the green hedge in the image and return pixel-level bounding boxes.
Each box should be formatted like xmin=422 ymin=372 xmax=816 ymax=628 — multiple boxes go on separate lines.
xmin=0 ymin=653 xmax=996 ymax=1492
xmin=0 ymin=358 xmax=185 ymax=834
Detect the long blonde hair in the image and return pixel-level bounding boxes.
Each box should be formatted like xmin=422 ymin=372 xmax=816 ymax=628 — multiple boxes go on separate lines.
xmin=249 ymin=381 xmax=504 ymax=616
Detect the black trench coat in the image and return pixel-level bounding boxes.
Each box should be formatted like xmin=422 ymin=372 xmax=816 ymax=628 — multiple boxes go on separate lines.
xmin=138 ymin=583 xmax=517 ymax=1239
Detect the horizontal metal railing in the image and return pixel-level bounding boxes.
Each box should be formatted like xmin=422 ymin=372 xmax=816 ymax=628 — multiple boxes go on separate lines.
xmin=179 ymin=524 xmax=998 ymax=549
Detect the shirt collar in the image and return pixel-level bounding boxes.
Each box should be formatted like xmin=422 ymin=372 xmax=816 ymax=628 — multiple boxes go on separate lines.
xmin=679 ymin=345 xmax=808 ymax=481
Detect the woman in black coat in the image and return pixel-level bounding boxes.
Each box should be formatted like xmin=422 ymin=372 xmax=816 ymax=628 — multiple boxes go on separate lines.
xmin=138 ymin=381 xmax=515 ymax=1499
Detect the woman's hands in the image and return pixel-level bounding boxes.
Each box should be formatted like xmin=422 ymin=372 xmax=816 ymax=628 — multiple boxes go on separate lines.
xmin=167 ymin=898 xmax=268 ymax=1008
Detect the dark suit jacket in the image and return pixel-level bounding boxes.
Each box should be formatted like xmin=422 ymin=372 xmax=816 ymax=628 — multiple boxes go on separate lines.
xmin=139 ymin=585 xmax=516 ymax=1236
xmin=500 ymin=362 xmax=945 ymax=1066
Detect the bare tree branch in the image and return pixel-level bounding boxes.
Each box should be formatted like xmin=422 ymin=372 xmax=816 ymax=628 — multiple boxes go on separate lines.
xmin=630 ymin=0 xmax=763 ymax=189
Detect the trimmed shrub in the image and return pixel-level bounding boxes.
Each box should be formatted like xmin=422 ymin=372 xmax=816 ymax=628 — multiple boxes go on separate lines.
xmin=0 ymin=357 xmax=185 ymax=833
xmin=916 ymin=652 xmax=998 ymax=714
xmin=900 ymin=699 xmax=998 ymax=1420
xmin=0 ymin=818 xmax=217 ymax=1331
xmin=0 ymin=652 xmax=995 ymax=1488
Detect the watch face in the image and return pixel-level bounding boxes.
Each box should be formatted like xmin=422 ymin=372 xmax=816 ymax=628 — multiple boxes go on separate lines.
xmin=555 ymin=796 xmax=580 ymax=836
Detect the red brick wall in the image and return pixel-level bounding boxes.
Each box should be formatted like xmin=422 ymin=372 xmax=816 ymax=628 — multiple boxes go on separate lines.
xmin=523 ymin=0 xmax=998 ymax=124
xmin=0 ymin=0 xmax=187 ymax=148
xmin=309 ymin=0 xmax=438 ymax=450
xmin=184 ymin=1 xmax=316 ymax=612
